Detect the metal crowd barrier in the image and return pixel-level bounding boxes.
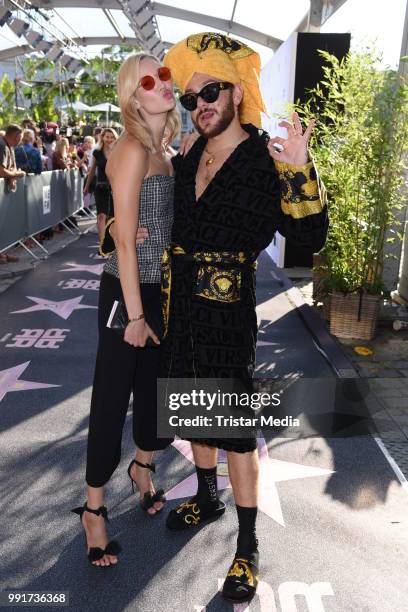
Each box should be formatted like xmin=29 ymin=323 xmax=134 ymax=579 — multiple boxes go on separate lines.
xmin=0 ymin=169 xmax=92 ymax=259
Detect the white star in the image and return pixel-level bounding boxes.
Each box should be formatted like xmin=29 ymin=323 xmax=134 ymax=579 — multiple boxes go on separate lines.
xmin=0 ymin=362 xmax=59 ymax=402
xmin=167 ymin=436 xmax=333 ymax=526
xmin=59 ymin=263 xmax=105 ymax=276
xmin=11 ymin=295 xmax=97 ymax=320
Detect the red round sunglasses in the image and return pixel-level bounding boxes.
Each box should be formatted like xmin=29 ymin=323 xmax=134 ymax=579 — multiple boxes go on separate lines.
xmin=137 ymin=66 xmax=172 ymax=91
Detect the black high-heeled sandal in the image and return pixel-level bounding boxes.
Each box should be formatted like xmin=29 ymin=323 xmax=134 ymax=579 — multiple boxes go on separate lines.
xmin=71 ymin=502 xmax=121 ymax=566
xmin=127 ymin=459 xmax=166 ymax=516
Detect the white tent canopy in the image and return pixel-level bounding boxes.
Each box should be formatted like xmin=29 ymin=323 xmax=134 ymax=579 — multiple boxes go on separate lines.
xmin=87 ymin=102 xmax=121 ymax=112
xmin=0 ymin=1 xmax=349 ymax=68
xmin=60 ymin=101 xmax=92 ymax=111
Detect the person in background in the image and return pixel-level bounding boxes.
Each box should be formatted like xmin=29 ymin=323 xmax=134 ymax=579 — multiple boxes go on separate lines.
xmin=52 ymin=137 xmax=74 ymax=170
xmin=68 ymin=135 xmax=79 ymax=162
xmin=43 ymin=127 xmax=58 ymax=170
xmin=0 ymin=124 xmax=25 ymax=189
xmin=0 ymin=124 xmax=26 ymax=262
xmin=77 ymin=136 xmax=96 ymax=209
xmin=93 ymin=126 xmax=102 ymax=146
xmin=34 ymin=134 xmax=49 ymax=171
xmin=21 ymin=117 xmax=36 ymax=131
xmin=15 ymin=129 xmax=43 ymax=175
xmin=83 ymin=128 xmax=118 ymax=242
xmin=78 ymin=135 xmax=95 ymax=169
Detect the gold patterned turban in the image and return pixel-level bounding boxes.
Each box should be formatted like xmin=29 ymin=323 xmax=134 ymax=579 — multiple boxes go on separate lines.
xmin=164 ymin=32 xmax=267 ymax=128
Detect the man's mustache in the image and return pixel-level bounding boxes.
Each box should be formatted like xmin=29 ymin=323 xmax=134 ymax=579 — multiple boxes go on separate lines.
xmin=197 ymin=107 xmax=218 ymax=118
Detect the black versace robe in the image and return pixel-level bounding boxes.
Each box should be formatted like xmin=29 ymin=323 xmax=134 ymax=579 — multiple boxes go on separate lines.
xmin=161 ymin=124 xmax=328 ymax=388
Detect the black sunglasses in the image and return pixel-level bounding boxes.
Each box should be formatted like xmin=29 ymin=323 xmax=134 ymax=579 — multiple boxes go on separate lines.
xmin=179 ymin=81 xmax=233 ymax=111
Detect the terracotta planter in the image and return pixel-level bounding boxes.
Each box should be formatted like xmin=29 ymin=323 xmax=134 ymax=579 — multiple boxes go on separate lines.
xmin=329 ymin=291 xmax=381 ymax=340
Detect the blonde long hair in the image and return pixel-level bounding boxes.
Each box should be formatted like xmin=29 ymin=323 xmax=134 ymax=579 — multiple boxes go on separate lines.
xmin=117 ymin=52 xmax=180 ymax=153
xmin=55 ymin=137 xmax=69 ymax=156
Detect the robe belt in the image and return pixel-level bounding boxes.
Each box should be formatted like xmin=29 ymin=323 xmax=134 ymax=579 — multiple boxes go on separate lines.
xmin=161 ymin=244 xmax=257 ymax=337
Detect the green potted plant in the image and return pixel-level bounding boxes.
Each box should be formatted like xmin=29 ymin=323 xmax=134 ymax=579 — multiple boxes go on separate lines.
xmin=297 ymin=48 xmax=408 ymax=340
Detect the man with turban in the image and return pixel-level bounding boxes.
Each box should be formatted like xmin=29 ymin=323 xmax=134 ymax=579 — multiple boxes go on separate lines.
xmin=160 ymin=32 xmax=329 ymax=603
xmin=102 ymin=31 xmax=329 ymax=602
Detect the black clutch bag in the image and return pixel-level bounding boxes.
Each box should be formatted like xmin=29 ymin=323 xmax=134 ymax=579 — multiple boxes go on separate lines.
xmin=106 ymin=296 xmax=164 ymax=348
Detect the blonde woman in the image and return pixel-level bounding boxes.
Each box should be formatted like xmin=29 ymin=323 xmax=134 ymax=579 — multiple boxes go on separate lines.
xmin=84 ymin=128 xmax=118 ymax=242
xmin=51 ymin=137 xmax=71 ymax=170
xmin=72 ymin=53 xmax=180 ymax=567
xmin=14 ymin=128 xmax=42 ymax=174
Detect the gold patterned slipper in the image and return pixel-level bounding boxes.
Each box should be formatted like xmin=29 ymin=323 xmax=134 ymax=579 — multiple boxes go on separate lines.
xmin=221 ymin=550 xmax=259 ymax=603
xmin=165 ymin=497 xmax=226 ymax=531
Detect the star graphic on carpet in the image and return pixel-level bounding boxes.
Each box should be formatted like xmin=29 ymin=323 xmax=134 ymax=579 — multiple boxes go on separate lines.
xmin=0 ymin=362 xmax=59 ymax=402
xmin=59 ymin=262 xmax=105 ymax=276
xmin=166 ymin=437 xmax=333 ymax=526
xmin=11 ymin=295 xmax=97 ymax=320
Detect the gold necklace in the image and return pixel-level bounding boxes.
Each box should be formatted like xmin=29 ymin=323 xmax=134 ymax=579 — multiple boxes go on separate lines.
xmin=204 ymin=136 xmax=247 ymax=167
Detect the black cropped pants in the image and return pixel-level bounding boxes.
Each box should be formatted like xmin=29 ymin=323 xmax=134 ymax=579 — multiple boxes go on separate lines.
xmin=86 ymin=272 xmax=172 ymax=488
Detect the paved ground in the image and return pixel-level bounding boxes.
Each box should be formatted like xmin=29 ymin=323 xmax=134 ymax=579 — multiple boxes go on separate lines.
xmin=290 ymin=270 xmax=408 ymax=483
xmin=0 ymin=234 xmax=407 ymax=612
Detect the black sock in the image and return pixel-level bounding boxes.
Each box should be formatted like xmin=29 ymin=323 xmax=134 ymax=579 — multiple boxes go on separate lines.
xmin=236 ymin=505 xmax=258 ymax=555
xmin=195 ymin=465 xmax=219 ymax=508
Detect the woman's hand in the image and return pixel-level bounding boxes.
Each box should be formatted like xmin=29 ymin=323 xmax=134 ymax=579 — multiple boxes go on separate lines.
xmin=179 ymin=131 xmax=199 ymax=156
xmin=267 ymin=111 xmax=315 ymax=167
xmin=124 ymin=319 xmax=160 ymax=347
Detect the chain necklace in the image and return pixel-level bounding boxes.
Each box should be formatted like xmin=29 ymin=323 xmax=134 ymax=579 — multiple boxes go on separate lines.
xmin=200 ymin=136 xmax=247 ymax=186
xmin=204 ymin=135 xmax=248 ymax=167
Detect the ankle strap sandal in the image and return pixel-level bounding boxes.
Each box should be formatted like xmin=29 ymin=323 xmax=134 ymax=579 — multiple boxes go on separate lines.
xmin=127 ymin=459 xmax=166 ymax=516
xmin=71 ymin=502 xmax=121 ymax=565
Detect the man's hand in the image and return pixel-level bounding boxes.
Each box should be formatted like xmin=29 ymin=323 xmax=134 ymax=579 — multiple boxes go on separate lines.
xmin=124 ymin=319 xmax=160 ymax=347
xmin=135 ymin=227 xmax=148 ymax=244
xmin=109 ymin=220 xmax=148 ymax=245
xmin=179 ymin=131 xmax=199 ymax=156
xmin=267 ymin=112 xmax=315 ymax=167
xmin=15 ymin=169 xmax=26 ymax=178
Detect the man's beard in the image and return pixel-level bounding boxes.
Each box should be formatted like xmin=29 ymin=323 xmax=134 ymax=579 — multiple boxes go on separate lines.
xmin=192 ymin=94 xmax=235 ymax=138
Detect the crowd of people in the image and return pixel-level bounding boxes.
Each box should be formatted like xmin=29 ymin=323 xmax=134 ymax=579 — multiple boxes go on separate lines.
xmin=0 ymin=118 xmax=117 ymax=262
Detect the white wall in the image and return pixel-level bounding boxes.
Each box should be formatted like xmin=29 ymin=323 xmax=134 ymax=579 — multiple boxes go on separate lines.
xmin=260 ymin=32 xmax=299 ymax=268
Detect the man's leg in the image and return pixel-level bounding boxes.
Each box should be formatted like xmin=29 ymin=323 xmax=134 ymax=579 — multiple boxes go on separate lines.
xmin=227 ymin=449 xmax=259 ymax=553
xmin=192 ymin=442 xmax=219 ymax=507
xmin=221 ymin=448 xmax=260 ymax=603
xmin=166 ymin=442 xmax=226 ymax=530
